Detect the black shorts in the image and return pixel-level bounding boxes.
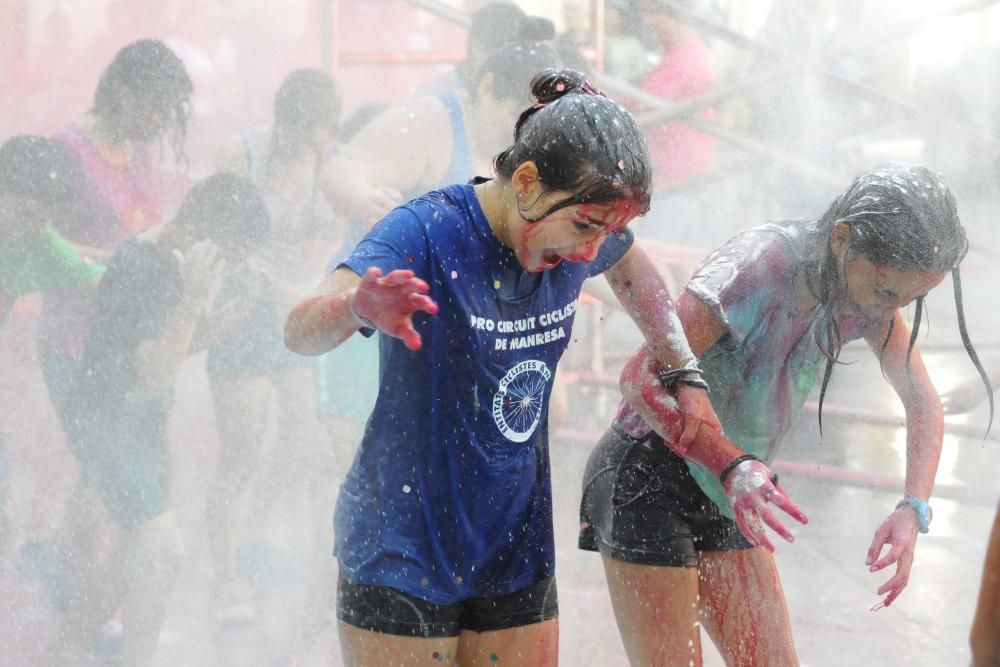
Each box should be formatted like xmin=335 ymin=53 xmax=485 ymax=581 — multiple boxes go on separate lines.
xmin=579 ymin=425 xmax=752 ymax=568
xmin=336 ymin=577 xmax=558 ymax=638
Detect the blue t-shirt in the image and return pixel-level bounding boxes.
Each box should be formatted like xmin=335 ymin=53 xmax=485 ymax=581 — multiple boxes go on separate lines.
xmin=335 ymin=183 xmax=633 ymax=603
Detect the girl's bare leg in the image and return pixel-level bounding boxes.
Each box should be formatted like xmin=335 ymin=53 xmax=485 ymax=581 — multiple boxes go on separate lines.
xmin=455 ymin=618 xmax=559 ymax=667
xmin=697 ymin=548 xmax=798 ymax=667
xmin=601 ymin=555 xmax=703 ymax=666
xmin=339 ymin=623 xmax=462 ymax=666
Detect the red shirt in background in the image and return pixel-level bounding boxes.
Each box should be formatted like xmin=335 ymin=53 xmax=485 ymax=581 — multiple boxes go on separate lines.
xmin=641 ymin=32 xmax=716 ymax=185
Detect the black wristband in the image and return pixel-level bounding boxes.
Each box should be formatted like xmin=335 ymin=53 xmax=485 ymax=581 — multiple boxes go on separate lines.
xmin=658 ymin=367 xmax=704 ymax=388
xmin=719 ymin=454 xmax=761 ymax=485
xmin=676 ymin=377 xmax=710 ymax=392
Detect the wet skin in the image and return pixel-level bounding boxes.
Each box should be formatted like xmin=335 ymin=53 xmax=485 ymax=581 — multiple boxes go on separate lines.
xmin=509 ymin=195 xmax=645 ymax=273
xmin=842 ymin=254 xmax=946 ymax=321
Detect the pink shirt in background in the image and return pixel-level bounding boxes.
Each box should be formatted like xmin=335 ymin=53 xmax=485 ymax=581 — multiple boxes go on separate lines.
xmin=641 ymin=32 xmax=717 ymax=185
xmin=38 ymin=125 xmax=164 ymax=361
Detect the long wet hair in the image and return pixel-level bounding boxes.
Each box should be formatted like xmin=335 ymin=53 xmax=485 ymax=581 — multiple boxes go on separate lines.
xmin=807 ymin=162 xmax=993 ymax=435
xmin=467 ymin=17 xmax=562 ymax=104
xmin=494 ymin=68 xmax=653 ymax=218
xmin=93 ymin=39 xmax=193 ymax=164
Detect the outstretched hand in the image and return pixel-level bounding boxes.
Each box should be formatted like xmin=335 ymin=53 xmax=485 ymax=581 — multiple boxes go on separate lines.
xmin=724 ymin=459 xmax=809 ymax=552
xmin=866 ymin=507 xmax=919 ymax=608
xmin=351 ymin=267 xmax=439 ymax=351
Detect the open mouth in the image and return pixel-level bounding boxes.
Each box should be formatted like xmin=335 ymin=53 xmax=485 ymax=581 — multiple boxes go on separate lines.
xmin=541 ymin=252 xmax=562 ymax=269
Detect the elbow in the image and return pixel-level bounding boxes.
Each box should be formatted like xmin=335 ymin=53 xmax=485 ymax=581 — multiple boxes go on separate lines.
xmin=283 ymin=308 xmax=319 ymax=357
xmin=903 ymin=387 xmax=944 ymax=430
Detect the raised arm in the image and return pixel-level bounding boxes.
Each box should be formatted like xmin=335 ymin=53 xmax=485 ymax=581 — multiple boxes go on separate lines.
xmin=322 ymin=99 xmax=446 ymax=226
xmin=135 ymin=241 xmax=224 ymax=393
xmin=863 ymin=310 xmax=944 ymax=607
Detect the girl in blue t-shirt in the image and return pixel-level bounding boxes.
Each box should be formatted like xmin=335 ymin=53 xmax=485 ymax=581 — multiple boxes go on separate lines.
xmin=285 ymin=68 xmax=720 ymax=666
xmin=580 ymin=163 xmax=993 ymax=666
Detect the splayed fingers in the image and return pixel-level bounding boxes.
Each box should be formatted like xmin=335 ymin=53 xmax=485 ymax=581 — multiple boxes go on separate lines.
xmin=727 ymin=462 xmax=808 ymax=552
xmin=352 ymin=267 xmax=439 ymax=350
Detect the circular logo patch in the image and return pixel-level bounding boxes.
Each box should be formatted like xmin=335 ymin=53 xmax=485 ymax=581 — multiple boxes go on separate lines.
xmin=492 ymin=359 xmax=552 ymax=443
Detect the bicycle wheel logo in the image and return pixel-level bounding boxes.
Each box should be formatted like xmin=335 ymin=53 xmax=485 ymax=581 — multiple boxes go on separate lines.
xmin=492 ymin=359 xmax=552 ymax=443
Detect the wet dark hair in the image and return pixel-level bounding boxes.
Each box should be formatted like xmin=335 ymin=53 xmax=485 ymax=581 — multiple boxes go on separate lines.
xmin=807 ymin=162 xmax=993 ymax=435
xmin=93 ymin=39 xmax=193 ymax=163
xmin=273 ymin=68 xmax=341 ymax=136
xmin=0 ymin=135 xmax=81 ymax=205
xmin=174 ymin=173 xmax=270 ymax=253
xmin=493 ymin=68 xmax=652 ymax=218
xmin=267 ymin=68 xmax=341 ymax=184
xmin=468 ymin=17 xmax=561 ymax=103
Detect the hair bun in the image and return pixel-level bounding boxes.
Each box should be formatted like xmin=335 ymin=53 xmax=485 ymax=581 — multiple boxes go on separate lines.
xmin=530 ymin=68 xmax=591 ymax=104
xmin=517 ymin=16 xmax=556 ymax=43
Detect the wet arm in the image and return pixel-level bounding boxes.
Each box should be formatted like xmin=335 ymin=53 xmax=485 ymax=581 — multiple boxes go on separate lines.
xmin=604 ymin=243 xmax=696 ymax=370
xmin=134 ymin=291 xmax=211 ymax=394
xmin=321 ymin=102 xmax=438 ymax=225
xmin=284 ymin=267 xmax=363 ymax=356
xmin=866 ymin=311 xmax=943 ymax=503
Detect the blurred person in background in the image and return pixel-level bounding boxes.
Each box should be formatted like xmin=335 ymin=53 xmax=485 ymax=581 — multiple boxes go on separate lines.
xmin=580 ymin=163 xmax=992 ymax=666
xmin=206 ymin=67 xmax=344 ymax=665
xmin=604 ymin=0 xmax=656 ymax=84
xmin=205 ymin=68 xmax=342 ymax=650
xmin=325 ymin=16 xmax=561 ymax=228
xmin=419 ymin=1 xmax=528 ymax=95
xmin=21 ymin=35 xmax=193 ymax=622
xmin=628 ymin=0 xmax=717 ymax=248
xmin=636 ymin=0 xmax=715 ymax=186
xmin=46 ymin=173 xmax=269 ymax=667
xmin=0 ymin=136 xmax=104 ymax=555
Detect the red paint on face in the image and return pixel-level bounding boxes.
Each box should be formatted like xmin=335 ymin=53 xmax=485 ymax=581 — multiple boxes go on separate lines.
xmin=515 ymin=197 xmax=645 ymax=272
xmin=578 ymin=198 xmax=644 ymax=233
